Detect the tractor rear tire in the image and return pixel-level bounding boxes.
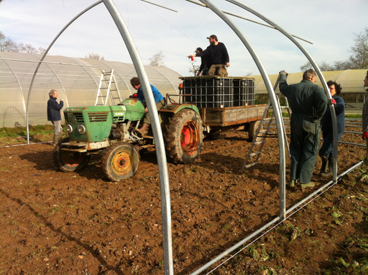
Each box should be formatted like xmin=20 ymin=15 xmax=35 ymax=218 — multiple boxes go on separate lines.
xmin=53 ymin=137 xmax=90 ymax=172
xmin=164 ymin=109 xmax=203 ymax=164
xmin=102 ymin=142 xmax=139 ymax=181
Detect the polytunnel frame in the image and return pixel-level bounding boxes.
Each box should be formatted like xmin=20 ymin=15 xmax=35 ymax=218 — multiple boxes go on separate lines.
xmin=188 ymin=1 xmax=339 ymax=274
xmin=24 ymin=1 xmax=339 ymax=274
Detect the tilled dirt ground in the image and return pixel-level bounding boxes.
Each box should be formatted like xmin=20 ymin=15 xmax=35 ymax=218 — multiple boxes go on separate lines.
xmin=0 ymin=122 xmax=367 ymax=275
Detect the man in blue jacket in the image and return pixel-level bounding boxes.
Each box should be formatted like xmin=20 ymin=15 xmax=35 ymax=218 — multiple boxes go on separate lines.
xmin=279 ymin=69 xmax=327 ymax=189
xmin=47 ymin=89 xmax=64 ymax=145
xmin=319 ymin=81 xmax=345 ymax=176
xmin=130 ymin=77 xmax=165 ymax=136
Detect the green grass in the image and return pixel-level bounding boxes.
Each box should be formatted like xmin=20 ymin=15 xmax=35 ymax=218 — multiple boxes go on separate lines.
xmin=0 ymin=125 xmax=60 ymax=138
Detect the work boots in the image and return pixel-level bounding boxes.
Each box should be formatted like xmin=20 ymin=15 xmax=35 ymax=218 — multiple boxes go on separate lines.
xmin=287 ymin=180 xmax=296 ymax=188
xmin=53 ymin=133 xmax=63 ymax=146
xmin=321 ymin=156 xmax=333 ymax=177
xmin=136 ymin=123 xmax=149 ymax=137
xmin=320 ymin=155 xmax=328 ymax=174
xmin=301 ymin=182 xmax=315 ymax=189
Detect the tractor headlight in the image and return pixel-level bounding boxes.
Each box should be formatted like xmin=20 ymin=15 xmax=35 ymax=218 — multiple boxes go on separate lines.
xmin=77 ymin=125 xmax=86 ymax=134
xmin=66 ymin=124 xmax=73 ymax=134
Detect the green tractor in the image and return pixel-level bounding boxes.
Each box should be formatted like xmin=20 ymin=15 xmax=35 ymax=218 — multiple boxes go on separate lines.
xmin=54 ymin=97 xmax=204 ymax=181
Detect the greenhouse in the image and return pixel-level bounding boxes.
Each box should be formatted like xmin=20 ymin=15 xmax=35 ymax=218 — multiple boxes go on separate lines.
xmin=252 ymin=69 xmax=368 ymax=94
xmin=1 ymin=51 xmax=367 ymax=128
xmin=0 ymin=52 xmax=182 ymax=127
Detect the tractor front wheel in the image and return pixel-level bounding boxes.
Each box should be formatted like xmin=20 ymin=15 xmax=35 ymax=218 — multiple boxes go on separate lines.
xmin=164 ymin=109 xmax=203 ymax=164
xmin=101 ymin=143 xmax=140 ymax=181
xmin=53 ymin=137 xmax=90 ymax=172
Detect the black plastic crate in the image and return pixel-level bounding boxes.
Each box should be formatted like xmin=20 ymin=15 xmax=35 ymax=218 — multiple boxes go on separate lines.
xmin=233 ymin=78 xmax=255 ymax=106
xmin=181 ymin=77 xmax=234 ymax=107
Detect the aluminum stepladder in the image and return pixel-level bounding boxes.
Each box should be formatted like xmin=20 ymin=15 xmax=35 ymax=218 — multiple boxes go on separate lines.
xmin=241 ymin=75 xmax=291 ymax=172
xmin=95 ymin=70 xmax=122 ymax=106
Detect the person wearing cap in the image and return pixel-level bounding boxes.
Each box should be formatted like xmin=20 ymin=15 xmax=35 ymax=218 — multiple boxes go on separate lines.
xmin=195 ymin=47 xmax=210 ymax=76
xmin=188 ymin=34 xmax=230 ymax=77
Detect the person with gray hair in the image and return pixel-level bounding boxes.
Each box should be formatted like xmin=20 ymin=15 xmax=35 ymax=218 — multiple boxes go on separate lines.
xmin=363 ymin=70 xmax=368 ymax=164
xmin=47 ymin=89 xmax=64 ymax=145
xmin=279 ymin=69 xmax=328 ymax=189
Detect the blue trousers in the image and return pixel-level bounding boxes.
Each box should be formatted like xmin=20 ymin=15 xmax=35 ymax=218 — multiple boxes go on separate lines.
xmin=319 ymin=131 xmax=343 ymax=158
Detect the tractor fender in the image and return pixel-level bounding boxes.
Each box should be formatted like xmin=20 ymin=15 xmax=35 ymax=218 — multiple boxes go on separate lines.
xmin=159 ymin=103 xmax=200 ymax=117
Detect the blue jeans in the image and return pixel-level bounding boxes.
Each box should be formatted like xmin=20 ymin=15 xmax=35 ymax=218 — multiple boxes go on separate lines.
xmin=319 ymin=131 xmax=343 ymax=157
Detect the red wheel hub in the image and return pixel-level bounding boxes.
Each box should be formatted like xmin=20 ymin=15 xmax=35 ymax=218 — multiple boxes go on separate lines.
xmin=180 ymin=121 xmax=199 ymax=156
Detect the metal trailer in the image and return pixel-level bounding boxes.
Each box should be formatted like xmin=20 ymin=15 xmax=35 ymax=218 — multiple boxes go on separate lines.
xmin=178 ymin=76 xmax=266 ymax=140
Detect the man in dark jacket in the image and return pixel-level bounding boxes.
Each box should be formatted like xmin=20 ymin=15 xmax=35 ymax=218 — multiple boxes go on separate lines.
xmin=319 ymin=81 xmax=345 ymax=176
xmin=188 ymin=34 xmax=229 ymax=77
xmin=47 ymin=89 xmax=64 ymax=145
xmin=279 ymin=69 xmax=328 ymax=189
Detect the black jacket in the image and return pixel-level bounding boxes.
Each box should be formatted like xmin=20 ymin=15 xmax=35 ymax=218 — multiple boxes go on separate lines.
xmin=47 ymin=96 xmax=64 ymax=121
xmin=196 ymin=42 xmax=229 ymax=67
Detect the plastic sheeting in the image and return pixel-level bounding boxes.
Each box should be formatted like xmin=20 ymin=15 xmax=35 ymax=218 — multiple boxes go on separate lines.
xmin=0 ymin=52 xmax=182 ymax=127
xmin=252 ymin=69 xmax=368 ymax=94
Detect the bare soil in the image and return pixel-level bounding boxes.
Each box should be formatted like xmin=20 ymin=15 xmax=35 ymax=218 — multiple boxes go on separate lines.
xmin=0 ymin=123 xmax=367 ymax=275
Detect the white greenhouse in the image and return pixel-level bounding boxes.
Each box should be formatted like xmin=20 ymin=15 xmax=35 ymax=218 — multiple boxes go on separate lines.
xmin=0 ymin=52 xmax=182 ymax=127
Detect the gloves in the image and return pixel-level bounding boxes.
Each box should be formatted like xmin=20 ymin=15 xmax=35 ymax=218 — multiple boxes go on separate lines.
xmin=279 ymin=70 xmax=287 ymax=75
xmin=363 ymin=132 xmax=368 ymax=140
xmin=331 ymin=99 xmax=336 ymax=107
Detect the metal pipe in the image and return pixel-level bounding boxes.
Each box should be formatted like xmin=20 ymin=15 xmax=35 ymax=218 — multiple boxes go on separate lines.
xmin=185 ymin=0 xmax=313 ymax=44
xmin=226 ymin=0 xmax=338 ymax=183
xmin=190 ymin=216 xmax=281 ymax=275
xmin=286 ymin=161 xmax=363 ymax=215
xmin=141 ymin=0 xmax=178 ymax=12
xmin=338 ymin=141 xmax=366 ymax=147
xmin=25 ymin=0 xmax=103 ymax=144
xmin=101 ymin=1 xmax=173 ymax=274
xmin=1 ymin=58 xmax=26 ymax=123
xmin=202 ymin=0 xmax=287 ymax=218
xmin=190 ymin=1 xmax=287 ymax=274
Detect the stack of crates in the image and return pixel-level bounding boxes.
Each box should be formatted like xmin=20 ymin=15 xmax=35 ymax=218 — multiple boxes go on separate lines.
xmin=233 ymin=78 xmax=255 ymax=106
xmin=180 ymin=77 xmax=234 ymax=108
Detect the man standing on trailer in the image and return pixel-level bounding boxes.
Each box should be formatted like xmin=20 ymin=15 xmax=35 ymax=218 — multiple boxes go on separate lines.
xmin=362 ymin=70 xmax=368 ymax=164
xmin=279 ymin=69 xmax=327 ymax=189
xmin=188 ymin=34 xmax=230 ymax=77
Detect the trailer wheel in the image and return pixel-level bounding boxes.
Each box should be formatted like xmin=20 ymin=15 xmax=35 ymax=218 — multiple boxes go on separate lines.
xmin=102 ymin=143 xmax=139 ymax=181
xmin=248 ymin=120 xmax=262 ymax=142
xmin=53 ymin=137 xmax=90 ymax=172
xmin=165 ymin=109 xmax=204 ymax=164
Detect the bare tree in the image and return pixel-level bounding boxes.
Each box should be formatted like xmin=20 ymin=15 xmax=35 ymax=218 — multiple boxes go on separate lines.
xmin=149 ymin=51 xmax=165 ymax=67
xmin=188 ymin=62 xmax=200 ymax=76
xmin=85 ymin=53 xmax=105 ymax=60
xmin=348 ymin=27 xmax=368 ymax=69
xmin=0 ymin=31 xmax=45 ymax=54
xmin=299 ymin=27 xmax=368 ymax=71
xmin=299 ymin=60 xmax=334 ymax=72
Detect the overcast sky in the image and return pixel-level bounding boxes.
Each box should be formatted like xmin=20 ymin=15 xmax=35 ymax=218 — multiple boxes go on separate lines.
xmin=1 ymin=0 xmax=367 ymax=77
